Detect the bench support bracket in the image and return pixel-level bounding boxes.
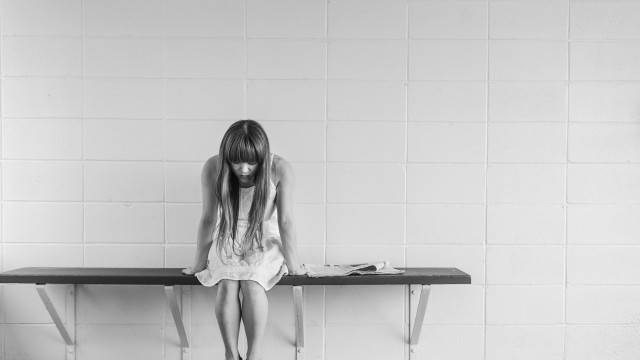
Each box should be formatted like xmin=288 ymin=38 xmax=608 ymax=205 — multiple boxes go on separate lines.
xmin=35 ymin=284 xmax=76 ymax=360
xmin=409 ymin=284 xmax=431 ymax=359
xmin=164 ymin=285 xmax=191 ymax=359
xmin=292 ymin=285 xmax=304 ymax=360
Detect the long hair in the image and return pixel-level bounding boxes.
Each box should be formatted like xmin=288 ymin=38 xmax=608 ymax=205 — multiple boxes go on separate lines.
xmin=214 ymin=119 xmax=271 ymax=263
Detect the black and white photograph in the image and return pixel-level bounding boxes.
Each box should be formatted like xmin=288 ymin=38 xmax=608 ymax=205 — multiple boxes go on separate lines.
xmin=0 ymin=0 xmax=638 ymax=359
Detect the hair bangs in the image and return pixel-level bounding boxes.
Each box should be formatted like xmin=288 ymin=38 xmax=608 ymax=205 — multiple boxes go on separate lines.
xmin=226 ymin=136 xmax=260 ymax=164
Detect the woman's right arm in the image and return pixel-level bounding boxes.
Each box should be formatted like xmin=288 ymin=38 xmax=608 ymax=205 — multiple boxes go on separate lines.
xmin=182 ymin=156 xmax=220 ymax=275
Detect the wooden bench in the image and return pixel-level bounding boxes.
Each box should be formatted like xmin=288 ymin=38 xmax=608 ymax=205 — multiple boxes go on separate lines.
xmin=0 ymin=267 xmax=471 ymax=360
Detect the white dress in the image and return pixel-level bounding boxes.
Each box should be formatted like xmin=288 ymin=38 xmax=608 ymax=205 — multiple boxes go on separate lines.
xmin=195 ymin=154 xmax=288 ymax=291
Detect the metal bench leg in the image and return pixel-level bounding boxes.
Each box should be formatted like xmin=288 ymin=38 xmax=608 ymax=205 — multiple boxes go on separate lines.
xmin=293 ymin=285 xmax=304 ymax=360
xmin=164 ymin=285 xmax=190 ymax=359
xmin=36 ymin=284 xmax=76 ymax=360
xmin=409 ymin=284 xmax=431 ymax=359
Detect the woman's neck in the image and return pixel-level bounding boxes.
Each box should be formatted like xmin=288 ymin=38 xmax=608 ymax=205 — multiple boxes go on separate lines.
xmin=238 ymin=177 xmax=255 ymax=188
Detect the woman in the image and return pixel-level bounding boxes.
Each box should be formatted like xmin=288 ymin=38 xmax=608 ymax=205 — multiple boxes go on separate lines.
xmin=182 ymin=119 xmax=307 ymax=360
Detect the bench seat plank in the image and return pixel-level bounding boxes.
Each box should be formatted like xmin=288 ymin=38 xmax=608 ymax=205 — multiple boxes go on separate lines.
xmin=0 ymin=267 xmax=470 ymax=286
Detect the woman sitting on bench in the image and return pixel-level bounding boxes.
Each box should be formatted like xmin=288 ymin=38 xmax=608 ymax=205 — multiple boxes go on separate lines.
xmin=182 ymin=119 xmax=307 ymax=360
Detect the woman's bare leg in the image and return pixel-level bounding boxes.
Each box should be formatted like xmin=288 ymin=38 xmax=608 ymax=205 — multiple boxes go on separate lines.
xmin=214 ymin=279 xmax=242 ymax=360
xmin=240 ymin=280 xmax=268 ymax=360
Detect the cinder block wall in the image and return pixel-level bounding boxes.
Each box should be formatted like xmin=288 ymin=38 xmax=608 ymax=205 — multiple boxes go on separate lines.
xmin=1 ymin=0 xmax=640 ymax=359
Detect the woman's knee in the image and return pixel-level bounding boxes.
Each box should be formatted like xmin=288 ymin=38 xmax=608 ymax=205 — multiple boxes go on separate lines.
xmin=217 ymin=279 xmax=240 ymax=296
xmin=240 ymin=280 xmax=265 ymax=295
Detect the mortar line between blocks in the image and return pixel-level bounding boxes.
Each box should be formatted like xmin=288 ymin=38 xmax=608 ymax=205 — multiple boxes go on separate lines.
xmin=81 ymin=0 xmax=86 ymax=267
xmin=483 ymin=2 xmax=490 ymax=360
xmin=404 ymin=2 xmax=410 ymax=358
xmin=563 ymin=1 xmax=571 ymax=358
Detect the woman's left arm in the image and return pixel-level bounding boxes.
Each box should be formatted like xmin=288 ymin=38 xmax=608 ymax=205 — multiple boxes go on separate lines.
xmin=275 ymin=158 xmax=306 ymax=275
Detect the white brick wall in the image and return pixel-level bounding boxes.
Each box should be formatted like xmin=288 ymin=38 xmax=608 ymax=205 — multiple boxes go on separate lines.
xmin=1 ymin=0 xmax=639 ymax=359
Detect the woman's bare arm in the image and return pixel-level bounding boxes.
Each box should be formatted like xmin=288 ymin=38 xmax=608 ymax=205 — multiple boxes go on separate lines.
xmin=183 ymin=155 xmax=220 ymax=275
xmin=275 ymin=157 xmax=305 ymax=274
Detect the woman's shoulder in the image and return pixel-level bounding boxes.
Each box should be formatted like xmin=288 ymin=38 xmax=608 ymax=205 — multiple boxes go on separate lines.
xmin=272 ymin=154 xmax=293 ymax=185
xmin=206 ymin=155 xmax=221 ymax=170
xmin=203 ymin=155 xmax=221 ymax=182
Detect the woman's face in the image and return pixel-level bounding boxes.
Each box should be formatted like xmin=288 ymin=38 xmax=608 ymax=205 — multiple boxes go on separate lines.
xmin=230 ymin=161 xmax=258 ymax=181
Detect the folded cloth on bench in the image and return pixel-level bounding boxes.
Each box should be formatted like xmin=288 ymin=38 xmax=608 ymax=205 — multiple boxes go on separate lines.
xmin=302 ymin=261 xmax=404 ymax=277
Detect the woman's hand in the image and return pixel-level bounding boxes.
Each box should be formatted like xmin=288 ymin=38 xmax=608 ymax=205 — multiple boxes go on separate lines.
xmin=182 ymin=264 xmax=206 ymax=275
xmin=288 ymin=263 xmax=308 ymax=276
